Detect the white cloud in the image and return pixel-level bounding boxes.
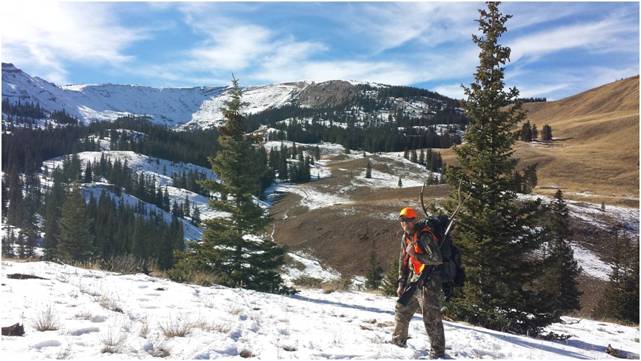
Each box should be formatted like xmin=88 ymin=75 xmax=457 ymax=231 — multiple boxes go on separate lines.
xmin=508 ymin=12 xmax=637 ymax=63
xmin=1 ymin=2 xmax=146 ymax=84
xmin=433 ymin=83 xmax=466 ymax=99
xmin=341 ymin=2 xmax=478 ymax=54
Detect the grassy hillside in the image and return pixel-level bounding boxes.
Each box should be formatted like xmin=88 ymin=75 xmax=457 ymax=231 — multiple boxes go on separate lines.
xmin=443 ymin=76 xmax=639 ymax=205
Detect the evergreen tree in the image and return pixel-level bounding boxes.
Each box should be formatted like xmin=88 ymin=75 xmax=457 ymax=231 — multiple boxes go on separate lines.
xmin=381 ymin=257 xmax=400 ymax=296
xmin=2 ymin=229 xmax=16 ymax=258
xmin=365 ymin=160 xmax=372 ymax=178
xmin=403 ymin=148 xmax=409 ymax=159
xmin=6 ymin=167 xmax=24 ymax=227
xmin=419 ymin=149 xmax=425 ymax=165
xmin=531 ymin=124 xmax=538 ymax=140
xmin=43 ymin=168 xmax=66 ymax=260
xmin=542 ymin=124 xmax=553 ymax=142
xmin=398 ymin=176 xmax=403 ymax=188
xmin=84 ymin=161 xmax=93 ymax=183
xmin=520 ymin=121 xmax=532 ymax=142
xmin=176 ymin=78 xmax=288 ymax=293
xmin=410 ymin=149 xmax=417 ymax=163
xmin=541 ymin=190 xmax=581 ymax=317
xmin=594 ymin=230 xmax=639 ymax=324
xmin=445 ymin=2 xmax=552 ymax=335
xmin=365 ymin=249 xmax=384 ymax=290
xmin=57 ymin=184 xmax=94 ymax=262
xmin=192 ymin=206 xmax=201 ymax=226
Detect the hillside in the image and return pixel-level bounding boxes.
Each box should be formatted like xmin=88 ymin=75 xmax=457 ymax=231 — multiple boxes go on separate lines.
xmin=1 ymin=261 xmax=638 ymax=359
xmin=442 ymin=76 xmax=639 ymax=205
xmin=265 ymin=143 xmax=638 ymax=318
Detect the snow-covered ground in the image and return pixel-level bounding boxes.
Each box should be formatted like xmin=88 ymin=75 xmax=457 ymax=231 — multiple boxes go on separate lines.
xmin=281 ymin=252 xmax=342 ymax=285
xmin=1 ymin=261 xmax=638 ymax=360
xmin=265 ymin=182 xmax=352 ymax=211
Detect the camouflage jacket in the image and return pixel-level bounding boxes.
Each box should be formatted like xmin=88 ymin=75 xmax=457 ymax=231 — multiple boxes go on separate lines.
xmin=397 ymin=220 xmax=443 ymax=287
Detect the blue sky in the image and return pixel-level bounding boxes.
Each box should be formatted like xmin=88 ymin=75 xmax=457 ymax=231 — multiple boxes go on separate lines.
xmin=2 ymin=2 xmax=638 ymax=100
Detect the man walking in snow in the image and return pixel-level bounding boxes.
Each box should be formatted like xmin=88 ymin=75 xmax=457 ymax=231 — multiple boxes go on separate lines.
xmin=392 ymin=207 xmax=445 ymax=358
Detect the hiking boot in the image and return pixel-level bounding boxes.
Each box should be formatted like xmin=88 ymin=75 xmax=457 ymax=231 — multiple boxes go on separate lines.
xmin=390 ymin=339 xmax=407 ymax=348
xmin=429 ymin=350 xmax=445 ymax=359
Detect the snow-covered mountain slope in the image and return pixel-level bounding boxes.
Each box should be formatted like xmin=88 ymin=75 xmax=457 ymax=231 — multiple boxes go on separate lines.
xmin=41 ymin=151 xmax=218 ymax=188
xmin=3 ymin=63 xmax=459 ymax=130
xmin=186 ymin=82 xmax=310 ymax=129
xmin=2 ymin=63 xmax=224 ymax=126
xmin=1 ymin=261 xmax=638 ymax=360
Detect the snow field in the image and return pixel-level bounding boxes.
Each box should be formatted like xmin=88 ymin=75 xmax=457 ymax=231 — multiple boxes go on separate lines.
xmin=1 ymin=261 xmax=638 ymax=360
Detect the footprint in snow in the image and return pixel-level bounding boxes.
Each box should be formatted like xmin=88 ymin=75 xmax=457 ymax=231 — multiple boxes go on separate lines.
xmin=32 ymin=340 xmax=62 ymax=349
xmin=68 ymin=327 xmax=100 ymax=336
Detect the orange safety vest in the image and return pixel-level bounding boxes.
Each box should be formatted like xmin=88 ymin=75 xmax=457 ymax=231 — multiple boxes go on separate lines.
xmin=403 ymin=226 xmax=439 ymax=275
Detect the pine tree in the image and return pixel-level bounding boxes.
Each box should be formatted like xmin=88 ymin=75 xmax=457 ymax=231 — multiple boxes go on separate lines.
xmin=542 ymin=190 xmax=581 ymax=317
xmin=381 ymin=257 xmax=400 ymax=296
xmin=43 ymin=168 xmax=66 ymax=260
xmin=176 ymin=78 xmax=288 ymax=293
xmin=6 ymin=167 xmax=24 ymax=227
xmin=398 ymin=176 xmax=403 ymax=188
xmin=520 ymin=121 xmax=532 ymax=141
xmin=365 ymin=249 xmax=384 ymax=290
xmin=531 ymin=124 xmax=538 ymax=140
xmin=445 ymin=2 xmax=551 ymax=335
xmin=419 ymin=149 xmax=425 ymax=165
xmin=57 ymin=184 xmax=94 ymax=262
xmin=2 ymin=229 xmax=16 ymax=258
xmin=594 ymin=230 xmax=639 ymax=324
xmin=542 ymin=124 xmax=553 ymax=142
xmin=365 ymin=160 xmax=372 ymax=178
xmin=192 ymin=206 xmax=201 ymax=226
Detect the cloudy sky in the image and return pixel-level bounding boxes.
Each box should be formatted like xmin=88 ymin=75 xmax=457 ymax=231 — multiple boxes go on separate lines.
xmin=2 ymin=2 xmax=638 ymax=100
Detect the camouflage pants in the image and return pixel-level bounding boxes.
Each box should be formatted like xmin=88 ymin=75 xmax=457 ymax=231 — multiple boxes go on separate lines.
xmin=392 ymin=283 xmax=445 ymax=355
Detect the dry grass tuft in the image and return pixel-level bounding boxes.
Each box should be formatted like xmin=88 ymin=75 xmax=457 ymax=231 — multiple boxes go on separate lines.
xmin=100 ymin=329 xmax=127 ymax=353
xmin=159 ymin=317 xmax=193 ymax=338
xmin=33 ymin=305 xmax=60 ymax=331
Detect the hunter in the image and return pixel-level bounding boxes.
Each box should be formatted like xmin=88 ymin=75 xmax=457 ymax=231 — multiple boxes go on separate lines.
xmin=392 ymin=207 xmax=445 ymax=358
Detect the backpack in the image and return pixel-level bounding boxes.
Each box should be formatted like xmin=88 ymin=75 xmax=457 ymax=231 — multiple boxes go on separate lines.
xmin=424 ymin=215 xmax=465 ymax=299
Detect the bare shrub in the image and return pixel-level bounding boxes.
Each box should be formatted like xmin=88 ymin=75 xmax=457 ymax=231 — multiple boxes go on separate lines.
xmin=146 ymin=341 xmax=171 ymax=358
xmin=33 ymin=305 xmax=60 ymax=331
xmin=98 ymin=294 xmax=123 ymax=313
xmin=322 ymin=275 xmax=352 ymax=294
xmin=159 ymin=316 xmax=193 ymax=338
xmin=100 ymin=328 xmax=127 ymax=353
xmin=193 ymin=320 xmax=231 ymax=333
xmin=292 ymin=276 xmax=324 ymax=289
xmin=74 ymin=310 xmax=94 ymax=320
xmin=100 ymin=255 xmax=145 ymax=274
xmin=139 ymin=317 xmax=150 ymax=338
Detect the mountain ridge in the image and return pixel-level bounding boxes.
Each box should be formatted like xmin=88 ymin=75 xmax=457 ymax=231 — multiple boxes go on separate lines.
xmin=2 ymin=63 xmax=456 ymax=130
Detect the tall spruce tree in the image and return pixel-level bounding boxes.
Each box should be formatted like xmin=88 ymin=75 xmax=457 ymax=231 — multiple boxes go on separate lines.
xmin=365 ymin=246 xmax=384 ymax=290
xmin=57 ymin=184 xmax=94 ymax=262
xmin=177 ymin=78 xmax=288 ymax=293
xmin=542 ymin=190 xmax=581 ymax=317
xmin=445 ymin=2 xmax=552 ymax=335
xmin=381 ymin=256 xmax=400 ymax=296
